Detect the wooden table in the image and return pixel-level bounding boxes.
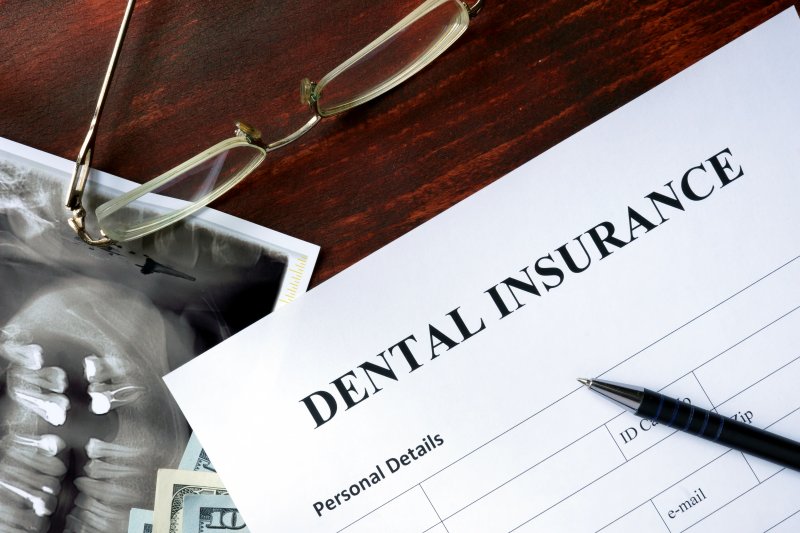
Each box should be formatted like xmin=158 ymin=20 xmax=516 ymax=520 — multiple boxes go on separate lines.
xmin=1 ymin=0 xmax=796 ymax=286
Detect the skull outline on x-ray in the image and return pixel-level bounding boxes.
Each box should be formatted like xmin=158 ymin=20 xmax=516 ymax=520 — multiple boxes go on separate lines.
xmin=0 ymin=154 xmax=288 ymax=532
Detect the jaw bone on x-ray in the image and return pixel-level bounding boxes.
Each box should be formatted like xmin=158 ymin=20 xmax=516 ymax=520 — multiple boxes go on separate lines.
xmin=0 ymin=155 xmax=289 ymax=532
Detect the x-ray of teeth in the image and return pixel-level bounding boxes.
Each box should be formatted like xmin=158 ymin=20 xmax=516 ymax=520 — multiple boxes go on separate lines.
xmin=7 ymin=434 xmax=66 ymax=457
xmin=6 ymin=386 xmax=70 ymax=426
xmin=0 ymin=341 xmax=44 ymax=370
xmin=8 ymin=367 xmax=68 ymax=394
xmin=83 ymin=355 xmax=128 ymax=384
xmin=87 ymin=383 xmax=147 ymax=415
xmin=2 ymin=446 xmax=67 ymax=478
xmin=84 ymin=438 xmax=137 ymax=462
xmin=82 ymin=458 xmax=139 ymax=479
xmin=0 ymin=145 xmax=298 ymax=532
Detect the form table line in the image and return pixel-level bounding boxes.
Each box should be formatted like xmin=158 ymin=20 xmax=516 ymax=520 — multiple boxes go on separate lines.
xmin=340 ymin=256 xmax=800 ymax=532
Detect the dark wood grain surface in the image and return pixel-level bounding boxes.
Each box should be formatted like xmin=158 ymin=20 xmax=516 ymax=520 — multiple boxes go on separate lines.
xmin=1 ymin=0 xmax=797 ymax=286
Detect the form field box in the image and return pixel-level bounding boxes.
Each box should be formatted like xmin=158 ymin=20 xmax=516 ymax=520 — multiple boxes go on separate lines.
xmin=511 ymin=420 xmax=740 ymax=532
xmin=441 ymin=427 xmax=624 ymax=533
xmin=605 ymin=374 xmax=710 ymax=460
xmin=598 ymin=257 xmax=800 ymax=391
xmin=599 ymin=502 xmax=669 ymax=533
xmin=339 ymin=486 xmax=439 ymax=533
xmin=767 ymin=510 xmax=800 ymax=533
xmin=693 ymin=308 xmax=800 ymax=406
xmin=421 ymin=391 xmax=614 ymax=519
xmin=738 ymin=407 xmax=800 ymax=482
xmin=683 ymin=468 xmax=800 ymax=532
xmin=652 ymin=451 xmax=757 ymax=532
xmin=713 ymin=358 xmax=800 ymax=481
xmin=714 ymin=357 xmax=800 ymax=428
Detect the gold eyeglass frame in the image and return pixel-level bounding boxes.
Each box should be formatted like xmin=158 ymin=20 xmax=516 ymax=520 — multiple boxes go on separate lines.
xmin=65 ymin=0 xmax=485 ymax=246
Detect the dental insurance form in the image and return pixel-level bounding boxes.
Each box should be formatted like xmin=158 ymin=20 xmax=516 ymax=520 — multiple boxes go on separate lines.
xmin=165 ymin=9 xmax=800 ymax=533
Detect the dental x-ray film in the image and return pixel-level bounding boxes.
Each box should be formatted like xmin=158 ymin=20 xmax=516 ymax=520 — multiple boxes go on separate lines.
xmin=0 ymin=137 xmax=318 ymax=532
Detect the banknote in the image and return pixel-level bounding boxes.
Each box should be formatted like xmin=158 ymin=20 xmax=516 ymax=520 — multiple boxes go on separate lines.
xmin=152 ymin=469 xmax=228 ymax=533
xmin=179 ymin=432 xmax=217 ymax=472
xmin=128 ymin=508 xmax=154 ymax=533
xmin=182 ymin=494 xmax=249 ymax=532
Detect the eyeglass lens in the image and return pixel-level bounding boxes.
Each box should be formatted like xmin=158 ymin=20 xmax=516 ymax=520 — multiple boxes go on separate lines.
xmin=96 ymin=143 xmax=264 ymax=242
xmin=314 ymin=0 xmax=470 ymax=116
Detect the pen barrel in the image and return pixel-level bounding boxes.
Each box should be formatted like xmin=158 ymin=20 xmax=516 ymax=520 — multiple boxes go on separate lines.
xmin=638 ymin=389 xmax=800 ymax=471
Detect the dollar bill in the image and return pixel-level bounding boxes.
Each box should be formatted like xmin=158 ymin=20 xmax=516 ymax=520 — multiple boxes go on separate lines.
xmin=179 ymin=432 xmax=216 ymax=472
xmin=128 ymin=508 xmax=154 ymax=533
xmin=152 ymin=469 xmax=228 ymax=533
xmin=182 ymin=494 xmax=249 ymax=532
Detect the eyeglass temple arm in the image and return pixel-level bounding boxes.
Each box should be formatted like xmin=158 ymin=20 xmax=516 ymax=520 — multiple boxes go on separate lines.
xmin=66 ymin=0 xmax=136 ymax=245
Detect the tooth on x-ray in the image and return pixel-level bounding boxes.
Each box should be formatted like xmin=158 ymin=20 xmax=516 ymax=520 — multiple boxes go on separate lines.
xmin=8 ymin=385 xmax=70 ymax=426
xmin=73 ymin=476 xmax=137 ymax=507
xmin=87 ymin=383 xmax=146 ymax=414
xmin=8 ymin=366 xmax=67 ymax=393
xmin=84 ymin=438 xmax=138 ymax=462
xmin=74 ymin=492 xmax=129 ymax=522
xmin=65 ymin=512 xmax=126 ymax=533
xmin=0 ymin=478 xmax=58 ymax=517
xmin=0 ymin=519 xmax=43 ymax=533
xmin=83 ymin=458 xmax=139 ymax=479
xmin=0 ymin=502 xmax=48 ymax=531
xmin=2 ymin=444 xmax=68 ymax=477
xmin=83 ymin=354 xmax=128 ymax=383
xmin=0 ymin=342 xmax=43 ymax=370
xmin=65 ymin=510 xmax=127 ymax=533
xmin=1 ymin=464 xmax=60 ymax=496
xmin=9 ymin=434 xmax=67 ymax=456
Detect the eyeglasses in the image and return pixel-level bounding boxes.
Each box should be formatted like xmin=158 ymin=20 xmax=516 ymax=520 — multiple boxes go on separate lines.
xmin=65 ymin=0 xmax=485 ymax=246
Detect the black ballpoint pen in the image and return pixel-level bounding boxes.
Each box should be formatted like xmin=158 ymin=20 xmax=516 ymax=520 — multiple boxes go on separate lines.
xmin=578 ymin=377 xmax=800 ymax=472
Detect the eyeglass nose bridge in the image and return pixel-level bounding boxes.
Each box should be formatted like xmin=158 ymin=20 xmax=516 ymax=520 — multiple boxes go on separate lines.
xmin=68 ymin=206 xmax=112 ymax=247
xmin=466 ymin=0 xmax=484 ymax=18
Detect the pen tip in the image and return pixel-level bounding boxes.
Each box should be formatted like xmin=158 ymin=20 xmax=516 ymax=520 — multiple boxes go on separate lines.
xmin=577 ymin=378 xmax=592 ymax=387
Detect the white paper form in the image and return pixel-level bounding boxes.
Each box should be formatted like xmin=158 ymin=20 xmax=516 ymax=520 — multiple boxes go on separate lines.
xmin=165 ymin=9 xmax=800 ymax=533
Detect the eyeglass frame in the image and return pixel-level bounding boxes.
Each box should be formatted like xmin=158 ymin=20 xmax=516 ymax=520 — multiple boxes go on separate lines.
xmin=65 ymin=0 xmax=485 ymax=246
